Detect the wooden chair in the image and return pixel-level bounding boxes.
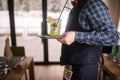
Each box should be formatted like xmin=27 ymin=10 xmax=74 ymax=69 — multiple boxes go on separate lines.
xmin=10 ymin=46 xmax=25 ymax=56
xmin=10 ymin=46 xmax=28 ymax=80
xmin=98 ymin=46 xmax=113 ymax=80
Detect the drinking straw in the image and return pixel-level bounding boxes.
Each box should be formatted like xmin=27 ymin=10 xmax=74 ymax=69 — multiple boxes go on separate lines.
xmin=57 ymin=0 xmax=69 ymax=26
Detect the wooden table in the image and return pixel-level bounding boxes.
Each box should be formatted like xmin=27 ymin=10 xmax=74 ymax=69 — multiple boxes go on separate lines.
xmin=5 ymin=57 xmax=35 ymax=80
xmin=99 ymin=55 xmax=120 ymax=80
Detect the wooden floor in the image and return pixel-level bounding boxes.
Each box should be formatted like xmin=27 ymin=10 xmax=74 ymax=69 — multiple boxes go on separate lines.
xmin=21 ymin=65 xmax=64 ymax=80
xmin=20 ymin=64 xmax=111 ymax=80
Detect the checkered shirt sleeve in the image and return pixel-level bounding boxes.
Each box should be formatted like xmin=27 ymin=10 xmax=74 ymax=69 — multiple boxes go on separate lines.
xmin=76 ymin=0 xmax=119 ymax=46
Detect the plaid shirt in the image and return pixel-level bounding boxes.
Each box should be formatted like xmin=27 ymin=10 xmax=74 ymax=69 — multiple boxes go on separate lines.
xmin=76 ymin=0 xmax=119 ymax=46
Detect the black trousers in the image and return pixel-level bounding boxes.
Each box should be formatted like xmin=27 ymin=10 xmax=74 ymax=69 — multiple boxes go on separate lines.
xmin=63 ymin=64 xmax=98 ymax=80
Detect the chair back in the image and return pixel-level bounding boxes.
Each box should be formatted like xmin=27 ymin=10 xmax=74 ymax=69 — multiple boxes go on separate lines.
xmin=10 ymin=46 xmax=25 ymax=56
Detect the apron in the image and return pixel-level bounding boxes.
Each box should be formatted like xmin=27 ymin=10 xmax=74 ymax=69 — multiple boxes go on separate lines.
xmin=60 ymin=0 xmax=102 ymax=65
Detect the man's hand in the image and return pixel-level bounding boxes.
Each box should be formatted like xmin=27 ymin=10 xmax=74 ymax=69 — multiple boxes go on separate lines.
xmin=57 ymin=31 xmax=76 ymax=45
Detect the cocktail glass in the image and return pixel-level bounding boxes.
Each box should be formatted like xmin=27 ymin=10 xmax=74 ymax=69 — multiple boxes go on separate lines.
xmin=49 ymin=19 xmax=61 ymax=37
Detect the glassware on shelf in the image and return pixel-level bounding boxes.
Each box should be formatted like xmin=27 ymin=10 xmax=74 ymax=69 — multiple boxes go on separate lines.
xmin=111 ymin=46 xmax=118 ymax=62
xmin=116 ymin=46 xmax=120 ymax=67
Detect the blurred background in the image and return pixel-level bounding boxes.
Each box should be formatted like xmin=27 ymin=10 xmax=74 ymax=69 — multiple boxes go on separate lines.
xmin=0 ymin=0 xmax=120 ymax=63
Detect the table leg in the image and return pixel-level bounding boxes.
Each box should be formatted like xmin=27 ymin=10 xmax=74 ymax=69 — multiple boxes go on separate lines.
xmin=28 ymin=58 xmax=35 ymax=80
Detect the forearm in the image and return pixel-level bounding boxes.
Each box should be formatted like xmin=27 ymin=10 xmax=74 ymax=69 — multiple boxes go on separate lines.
xmin=75 ymin=30 xmax=119 ymax=46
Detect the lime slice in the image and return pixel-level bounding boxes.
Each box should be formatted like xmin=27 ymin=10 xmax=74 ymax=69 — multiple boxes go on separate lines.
xmin=51 ymin=22 xmax=57 ymax=27
xmin=46 ymin=16 xmax=53 ymax=23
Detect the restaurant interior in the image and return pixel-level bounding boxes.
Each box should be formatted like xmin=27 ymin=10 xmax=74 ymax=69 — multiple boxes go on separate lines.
xmin=0 ymin=0 xmax=120 ymax=80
